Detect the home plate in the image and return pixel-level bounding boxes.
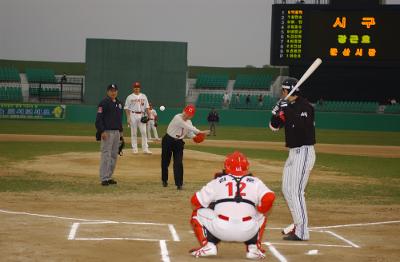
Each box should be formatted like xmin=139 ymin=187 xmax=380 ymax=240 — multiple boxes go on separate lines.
xmin=306 ymin=249 xmax=319 ymax=255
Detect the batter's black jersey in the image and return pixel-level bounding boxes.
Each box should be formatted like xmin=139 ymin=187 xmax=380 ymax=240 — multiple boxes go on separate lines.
xmin=95 ymin=97 xmax=123 ymax=135
xmin=270 ymin=97 xmax=316 ymax=148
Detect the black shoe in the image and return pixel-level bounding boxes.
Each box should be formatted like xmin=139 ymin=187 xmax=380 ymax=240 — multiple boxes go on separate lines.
xmin=101 ymin=181 xmax=109 ymax=186
xmin=108 ymin=179 xmax=117 ymax=185
xmin=177 ymin=185 xmax=182 ymax=190
xmin=283 ymin=233 xmax=303 ymax=241
xmin=162 ymin=181 xmax=168 ymax=187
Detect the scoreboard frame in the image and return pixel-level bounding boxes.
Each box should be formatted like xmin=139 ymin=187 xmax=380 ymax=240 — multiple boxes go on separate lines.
xmin=270 ymin=4 xmax=400 ymax=66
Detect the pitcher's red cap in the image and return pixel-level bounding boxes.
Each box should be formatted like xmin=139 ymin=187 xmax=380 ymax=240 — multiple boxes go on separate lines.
xmin=184 ymin=104 xmax=196 ymax=117
xmin=133 ymin=82 xmax=141 ymax=88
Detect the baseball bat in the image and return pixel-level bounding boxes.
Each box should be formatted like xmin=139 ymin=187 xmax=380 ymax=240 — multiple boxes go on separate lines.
xmin=284 ymin=58 xmax=322 ymax=100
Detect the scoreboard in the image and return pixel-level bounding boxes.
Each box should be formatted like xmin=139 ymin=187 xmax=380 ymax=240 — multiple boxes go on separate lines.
xmin=270 ymin=4 xmax=400 ymax=66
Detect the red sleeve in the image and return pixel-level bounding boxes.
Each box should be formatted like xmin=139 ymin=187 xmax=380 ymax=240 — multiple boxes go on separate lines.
xmin=257 ymin=192 xmax=275 ymax=214
xmin=191 ymin=193 xmax=203 ymax=210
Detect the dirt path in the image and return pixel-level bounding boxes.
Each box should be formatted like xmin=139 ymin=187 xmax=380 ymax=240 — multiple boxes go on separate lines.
xmin=1 ymin=133 xmax=399 ymax=158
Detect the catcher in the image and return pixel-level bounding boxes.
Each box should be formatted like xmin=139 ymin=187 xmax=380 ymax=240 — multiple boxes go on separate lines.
xmin=189 ymin=151 xmax=275 ymax=259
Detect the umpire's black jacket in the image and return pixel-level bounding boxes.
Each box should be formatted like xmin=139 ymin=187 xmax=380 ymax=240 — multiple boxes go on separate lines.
xmin=95 ymin=96 xmax=123 ymax=141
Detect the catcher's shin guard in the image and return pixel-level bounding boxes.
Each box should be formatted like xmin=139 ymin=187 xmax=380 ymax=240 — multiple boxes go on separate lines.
xmin=190 ymin=211 xmax=208 ymax=246
xmin=257 ymin=217 xmax=267 ymax=253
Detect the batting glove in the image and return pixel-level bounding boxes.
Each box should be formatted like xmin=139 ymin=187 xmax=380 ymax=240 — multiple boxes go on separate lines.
xmin=271 ymin=99 xmax=288 ymax=115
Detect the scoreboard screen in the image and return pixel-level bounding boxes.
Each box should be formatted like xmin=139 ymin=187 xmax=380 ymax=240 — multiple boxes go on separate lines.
xmin=270 ymin=4 xmax=400 ymax=66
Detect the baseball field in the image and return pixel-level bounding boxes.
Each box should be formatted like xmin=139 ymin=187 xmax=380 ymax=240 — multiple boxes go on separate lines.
xmin=1 ymin=120 xmax=400 ymax=261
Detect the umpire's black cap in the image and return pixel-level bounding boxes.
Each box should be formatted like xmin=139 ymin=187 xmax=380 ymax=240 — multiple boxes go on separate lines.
xmin=107 ymin=84 xmax=118 ymax=91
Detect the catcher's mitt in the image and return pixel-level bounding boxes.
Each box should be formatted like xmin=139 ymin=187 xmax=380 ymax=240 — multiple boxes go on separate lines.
xmin=118 ymin=136 xmax=125 ymax=156
xmin=193 ymin=133 xmax=205 ymax=143
xmin=140 ymin=116 xmax=149 ymax=123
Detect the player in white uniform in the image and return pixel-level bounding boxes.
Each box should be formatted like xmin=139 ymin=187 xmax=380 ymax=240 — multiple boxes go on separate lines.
xmin=146 ymin=103 xmax=159 ymax=141
xmin=189 ymin=151 xmax=275 ymax=259
xmin=124 ymin=82 xmax=152 ymax=154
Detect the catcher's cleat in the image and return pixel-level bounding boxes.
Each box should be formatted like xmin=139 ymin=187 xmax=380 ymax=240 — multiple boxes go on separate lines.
xmin=190 ymin=242 xmax=217 ymax=258
xmin=283 ymin=233 xmax=303 ymax=241
xmin=107 ymin=179 xmax=117 ymax=185
xmin=246 ymin=244 xmax=266 ymax=260
xmin=101 ymin=181 xmax=109 ymax=186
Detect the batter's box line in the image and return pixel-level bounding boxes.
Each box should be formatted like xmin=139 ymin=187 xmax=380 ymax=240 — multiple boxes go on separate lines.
xmin=68 ymin=221 xmax=180 ymax=242
xmin=263 ymin=229 xmax=359 ymax=249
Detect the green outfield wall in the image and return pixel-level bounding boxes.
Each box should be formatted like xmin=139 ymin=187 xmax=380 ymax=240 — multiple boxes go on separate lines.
xmin=85 ymin=39 xmax=187 ymax=107
xmin=63 ymin=105 xmax=400 ymax=132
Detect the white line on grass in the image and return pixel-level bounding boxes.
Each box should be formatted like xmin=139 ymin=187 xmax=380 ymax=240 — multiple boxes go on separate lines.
xmin=264 ymin=242 xmax=287 ymax=262
xmin=168 ymin=224 xmax=180 ymax=242
xmin=68 ymin=223 xmax=80 ymax=240
xmin=159 ymin=240 xmax=171 ymax=262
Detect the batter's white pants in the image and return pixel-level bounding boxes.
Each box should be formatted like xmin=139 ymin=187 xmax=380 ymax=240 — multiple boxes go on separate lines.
xmin=282 ymin=145 xmax=315 ymax=240
xmin=194 ymin=208 xmax=265 ymax=242
xmin=147 ymin=120 xmax=159 ymax=139
xmin=129 ymin=113 xmax=149 ymax=151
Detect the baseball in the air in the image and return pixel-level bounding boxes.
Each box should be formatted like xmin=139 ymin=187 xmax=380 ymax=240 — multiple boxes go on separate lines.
xmin=160 ymin=105 xmax=165 ymax=111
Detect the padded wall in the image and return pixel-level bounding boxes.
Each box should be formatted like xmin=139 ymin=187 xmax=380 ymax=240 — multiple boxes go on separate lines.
xmin=85 ymin=39 xmax=187 ymax=106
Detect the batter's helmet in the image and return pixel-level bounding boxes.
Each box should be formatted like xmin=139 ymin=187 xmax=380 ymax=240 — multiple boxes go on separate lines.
xmin=282 ymin=77 xmax=299 ymax=95
xmin=224 ymin=151 xmax=250 ymax=176
xmin=184 ymin=104 xmax=196 ymax=117
xmin=133 ymin=82 xmax=141 ymax=88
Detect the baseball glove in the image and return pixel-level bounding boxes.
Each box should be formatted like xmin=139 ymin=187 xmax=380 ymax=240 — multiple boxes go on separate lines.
xmin=140 ymin=116 xmax=149 ymax=123
xmin=118 ymin=136 xmax=125 ymax=156
xmin=154 ymin=122 xmax=158 ymax=127
xmin=192 ymin=133 xmax=205 ymax=143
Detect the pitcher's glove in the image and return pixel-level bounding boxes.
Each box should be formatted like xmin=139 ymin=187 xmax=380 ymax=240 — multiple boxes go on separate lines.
xmin=140 ymin=116 xmax=149 ymax=123
xmin=118 ymin=136 xmax=125 ymax=156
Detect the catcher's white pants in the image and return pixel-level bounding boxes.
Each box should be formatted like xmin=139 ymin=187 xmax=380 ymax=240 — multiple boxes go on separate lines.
xmin=129 ymin=113 xmax=149 ymax=151
xmin=194 ymin=208 xmax=265 ymax=242
xmin=282 ymin=145 xmax=315 ymax=240
xmin=147 ymin=120 xmax=159 ymax=139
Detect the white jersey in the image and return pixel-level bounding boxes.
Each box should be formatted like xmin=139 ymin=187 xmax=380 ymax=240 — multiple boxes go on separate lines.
xmin=196 ymin=174 xmax=272 ymax=218
xmin=124 ymin=93 xmax=149 ymax=113
xmin=167 ymin=113 xmax=200 ymax=139
xmin=148 ymin=109 xmax=157 ymax=120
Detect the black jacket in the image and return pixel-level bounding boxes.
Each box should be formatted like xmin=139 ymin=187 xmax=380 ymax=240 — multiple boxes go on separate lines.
xmin=95 ymin=97 xmax=123 ymax=140
xmin=270 ymin=96 xmax=315 ymax=148
xmin=207 ymin=111 xmax=219 ymax=122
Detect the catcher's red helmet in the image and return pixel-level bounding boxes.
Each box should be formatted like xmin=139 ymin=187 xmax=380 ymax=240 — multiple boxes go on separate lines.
xmin=133 ymin=82 xmax=141 ymax=88
xmin=192 ymin=133 xmax=205 ymax=143
xmin=184 ymin=104 xmax=196 ymax=117
xmin=224 ymin=151 xmax=250 ymax=176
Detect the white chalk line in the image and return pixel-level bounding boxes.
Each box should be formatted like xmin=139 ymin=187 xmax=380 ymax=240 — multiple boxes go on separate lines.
xmin=168 ymin=224 xmax=180 ymax=242
xmin=265 ymin=242 xmax=287 ymax=262
xmin=160 ymin=240 xmax=171 ymax=262
xmin=74 ymin=237 xmax=165 ymax=241
xmin=310 ymin=220 xmax=400 ymax=230
xmin=323 ymin=230 xmax=360 ymax=248
xmin=68 ymin=222 xmax=80 ymax=240
xmin=0 ymin=208 xmax=177 ymax=262
xmin=265 ymin=242 xmax=352 ymax=248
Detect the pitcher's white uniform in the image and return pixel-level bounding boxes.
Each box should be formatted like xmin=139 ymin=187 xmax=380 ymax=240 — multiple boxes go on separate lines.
xmin=124 ymin=93 xmax=150 ymax=152
xmin=192 ymin=175 xmax=273 ymax=242
xmin=147 ymin=108 xmax=159 ymax=140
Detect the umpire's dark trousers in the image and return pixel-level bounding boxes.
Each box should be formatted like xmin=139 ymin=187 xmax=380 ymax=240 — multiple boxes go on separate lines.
xmin=161 ymin=134 xmax=184 ymax=186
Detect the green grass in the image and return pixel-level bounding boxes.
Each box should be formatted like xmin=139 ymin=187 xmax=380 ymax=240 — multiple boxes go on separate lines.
xmin=1 ymin=120 xmax=400 ymax=145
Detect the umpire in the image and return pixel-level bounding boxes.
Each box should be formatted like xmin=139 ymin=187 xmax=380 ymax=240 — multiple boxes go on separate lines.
xmin=161 ymin=105 xmax=209 ymax=190
xmin=95 ymin=84 xmax=124 ymax=186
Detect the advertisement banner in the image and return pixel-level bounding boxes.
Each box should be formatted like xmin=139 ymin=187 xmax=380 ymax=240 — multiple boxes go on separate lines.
xmin=0 ymin=104 xmax=66 ymax=119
